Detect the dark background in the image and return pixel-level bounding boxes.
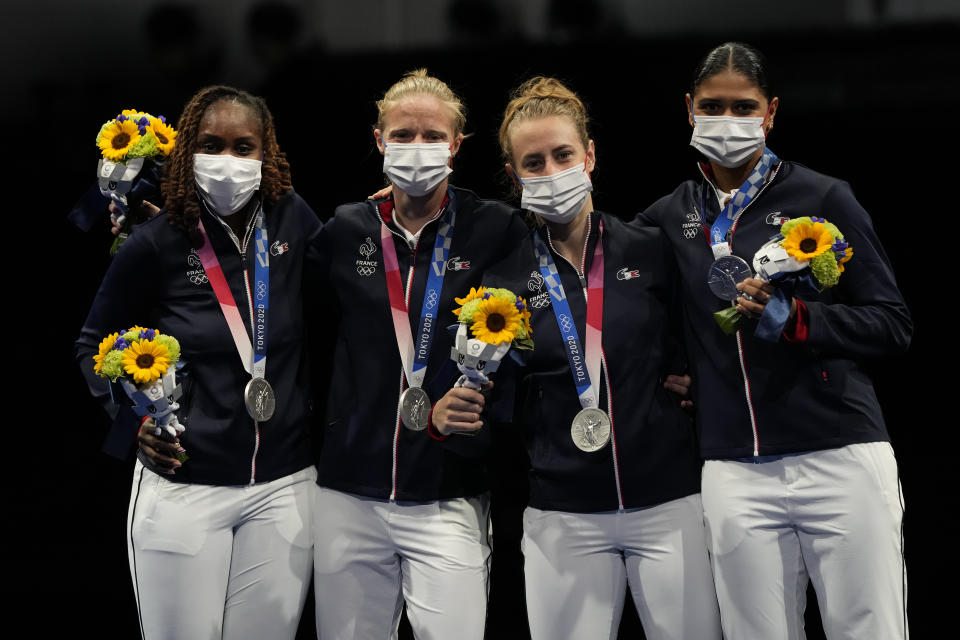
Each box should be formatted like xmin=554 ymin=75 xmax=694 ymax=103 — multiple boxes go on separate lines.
xmin=9 ymin=0 xmax=958 ymax=637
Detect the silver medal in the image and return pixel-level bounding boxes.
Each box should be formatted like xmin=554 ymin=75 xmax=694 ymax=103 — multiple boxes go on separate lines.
xmin=707 ymin=254 xmax=753 ymax=301
xmin=400 ymin=387 xmax=431 ymax=431
xmin=244 ymin=377 xmax=276 ymax=422
xmin=570 ymin=407 xmax=611 ymax=452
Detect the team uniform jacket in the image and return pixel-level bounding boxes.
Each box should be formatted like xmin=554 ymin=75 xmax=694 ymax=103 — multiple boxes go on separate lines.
xmin=639 ymin=160 xmax=912 ymax=459
xmin=76 ymin=191 xmax=322 ymax=485
xmin=484 ymin=212 xmax=702 ymax=513
xmin=315 ymin=186 xmax=527 ymax=502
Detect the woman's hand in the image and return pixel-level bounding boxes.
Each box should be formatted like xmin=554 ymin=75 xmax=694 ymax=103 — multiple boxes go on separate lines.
xmin=368 ymin=185 xmax=393 ymax=200
xmin=109 ymin=200 xmax=161 ymax=235
xmin=138 ymin=418 xmax=185 ymax=474
xmin=663 ymin=374 xmax=693 ymax=409
xmin=736 ymin=277 xmax=797 ymax=320
xmin=432 ymin=385 xmax=489 ymax=435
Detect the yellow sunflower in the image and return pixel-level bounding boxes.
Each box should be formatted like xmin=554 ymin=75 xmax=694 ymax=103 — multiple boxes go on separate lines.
xmin=93 ymin=332 xmax=119 ymax=375
xmin=781 ymin=220 xmax=834 ymax=262
xmin=147 ymin=117 xmax=177 ymax=155
xmin=453 ymin=286 xmax=487 ymax=317
xmin=838 ymin=246 xmax=854 ymax=273
xmin=517 ymin=297 xmax=533 ymax=338
xmin=471 ymin=296 xmax=522 ymax=345
xmin=122 ymin=339 xmax=171 ymax=384
xmin=98 ymin=119 xmax=142 ymax=161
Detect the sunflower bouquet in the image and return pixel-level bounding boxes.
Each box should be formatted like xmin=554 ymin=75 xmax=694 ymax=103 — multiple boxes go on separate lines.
xmin=73 ymin=109 xmax=177 ymax=253
xmin=715 ymin=216 xmax=853 ymax=339
xmin=93 ymin=326 xmax=186 ymax=443
xmin=450 ymin=287 xmax=533 ymax=390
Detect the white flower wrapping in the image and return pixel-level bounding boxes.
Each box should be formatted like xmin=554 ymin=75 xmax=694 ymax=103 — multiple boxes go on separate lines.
xmin=450 ymin=323 xmax=512 ymax=390
xmin=119 ymin=367 xmax=185 ymax=438
xmin=97 ymin=157 xmax=146 ymax=218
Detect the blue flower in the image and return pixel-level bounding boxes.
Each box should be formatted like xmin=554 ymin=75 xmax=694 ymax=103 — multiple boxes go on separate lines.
xmin=113 ymin=337 xmax=129 ymax=351
xmin=140 ymin=328 xmax=156 ymax=341
xmin=515 ymin=300 xmax=525 ymax=312
xmin=116 ymin=114 xmax=127 ymax=122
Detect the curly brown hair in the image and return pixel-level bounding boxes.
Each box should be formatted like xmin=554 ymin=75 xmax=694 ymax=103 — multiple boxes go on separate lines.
xmin=162 ymin=85 xmax=293 ymax=233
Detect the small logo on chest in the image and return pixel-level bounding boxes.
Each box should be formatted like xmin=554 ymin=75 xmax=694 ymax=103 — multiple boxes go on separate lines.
xmin=186 ymin=250 xmax=208 ymax=286
xmin=616 ymin=267 xmax=640 ymax=281
xmin=766 ymin=212 xmax=790 ymax=226
xmin=682 ymin=210 xmax=701 ymax=240
xmin=526 ymin=271 xmax=552 ymax=309
xmin=356 ymin=237 xmax=378 ymax=277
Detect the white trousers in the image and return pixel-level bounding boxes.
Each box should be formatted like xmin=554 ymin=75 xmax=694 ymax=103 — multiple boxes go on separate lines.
xmin=702 ymin=442 xmax=908 ymax=640
xmin=127 ymin=461 xmax=315 ymax=640
xmin=522 ymin=494 xmax=722 ymax=640
xmin=313 ymin=487 xmax=491 ymax=640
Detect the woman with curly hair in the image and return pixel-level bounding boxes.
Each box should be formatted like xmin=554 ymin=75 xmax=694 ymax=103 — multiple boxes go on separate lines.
xmin=76 ymin=85 xmax=321 ymax=639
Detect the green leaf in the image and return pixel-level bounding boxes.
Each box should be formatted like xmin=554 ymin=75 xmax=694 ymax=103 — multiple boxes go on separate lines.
xmin=713 ymin=307 xmax=744 ymax=335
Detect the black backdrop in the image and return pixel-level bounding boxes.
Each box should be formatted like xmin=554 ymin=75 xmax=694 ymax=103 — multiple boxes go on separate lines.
xmin=15 ymin=19 xmax=958 ymax=638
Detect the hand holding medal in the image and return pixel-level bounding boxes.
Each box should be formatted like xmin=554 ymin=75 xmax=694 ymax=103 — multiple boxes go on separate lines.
xmin=712 ymin=216 xmax=853 ymax=339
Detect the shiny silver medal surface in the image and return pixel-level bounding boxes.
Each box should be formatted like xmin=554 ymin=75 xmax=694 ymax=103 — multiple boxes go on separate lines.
xmin=244 ymin=377 xmax=276 ymax=422
xmin=707 ymin=255 xmax=753 ymax=301
xmin=570 ymin=407 xmax=611 ymax=452
xmin=400 ymin=387 xmax=431 ymax=431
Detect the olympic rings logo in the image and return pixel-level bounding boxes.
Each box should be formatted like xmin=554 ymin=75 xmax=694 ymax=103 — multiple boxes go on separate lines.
xmin=559 ymin=313 xmax=573 ymax=333
xmin=357 ymin=265 xmax=376 ymax=277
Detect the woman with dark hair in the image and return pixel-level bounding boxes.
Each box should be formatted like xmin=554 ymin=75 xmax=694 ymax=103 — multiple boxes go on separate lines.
xmin=484 ymin=76 xmax=721 ymax=640
xmin=76 ymin=85 xmax=320 ymax=638
xmin=640 ymin=42 xmax=911 ymax=638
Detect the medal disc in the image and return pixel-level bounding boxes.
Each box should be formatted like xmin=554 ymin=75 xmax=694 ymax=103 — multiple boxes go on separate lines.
xmin=707 ymin=254 xmax=753 ymax=301
xmin=400 ymin=387 xmax=431 ymax=431
xmin=244 ymin=377 xmax=276 ymax=422
xmin=570 ymin=407 xmax=611 ymax=452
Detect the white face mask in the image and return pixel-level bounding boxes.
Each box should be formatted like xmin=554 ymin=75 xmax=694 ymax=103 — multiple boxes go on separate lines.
xmin=194 ymin=153 xmax=262 ymax=216
xmin=690 ymin=115 xmax=766 ymax=169
xmin=520 ymin=162 xmax=593 ymax=224
xmin=382 ymin=142 xmax=452 ymax=197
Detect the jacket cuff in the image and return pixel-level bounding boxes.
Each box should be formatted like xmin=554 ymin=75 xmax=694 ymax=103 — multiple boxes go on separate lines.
xmin=782 ymin=299 xmax=809 ymax=342
xmin=427 ymin=404 xmax=449 ymax=441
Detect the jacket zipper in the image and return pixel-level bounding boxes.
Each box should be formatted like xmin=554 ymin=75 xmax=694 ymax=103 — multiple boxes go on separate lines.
xmin=214 ymin=211 xmax=262 ymax=484
xmin=546 ymin=215 xmax=625 ymax=508
xmin=702 ymin=163 xmax=781 ymax=457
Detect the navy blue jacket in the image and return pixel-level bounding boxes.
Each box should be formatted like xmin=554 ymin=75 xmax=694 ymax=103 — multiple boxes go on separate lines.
xmin=484 ymin=212 xmax=702 ymax=513
xmin=315 ymin=186 xmax=527 ymax=501
xmin=76 ymin=191 xmax=322 ymax=485
xmin=639 ymin=161 xmax=912 ymax=459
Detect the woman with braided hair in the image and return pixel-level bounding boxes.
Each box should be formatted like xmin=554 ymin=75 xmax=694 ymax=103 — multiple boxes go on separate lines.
xmin=76 ymin=85 xmax=321 ymax=638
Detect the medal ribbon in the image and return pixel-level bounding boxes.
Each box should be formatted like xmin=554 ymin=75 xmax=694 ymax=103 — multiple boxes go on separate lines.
xmin=708 ymin=147 xmax=778 ymax=251
xmin=380 ymin=190 xmax=456 ymax=389
xmin=532 ymin=218 xmax=605 ymax=409
xmin=196 ymin=208 xmax=268 ymax=379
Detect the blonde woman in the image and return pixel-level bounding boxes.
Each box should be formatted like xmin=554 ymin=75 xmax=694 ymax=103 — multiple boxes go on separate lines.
xmin=484 ymin=76 xmax=721 ymax=640
xmin=311 ymin=70 xmax=526 ymax=639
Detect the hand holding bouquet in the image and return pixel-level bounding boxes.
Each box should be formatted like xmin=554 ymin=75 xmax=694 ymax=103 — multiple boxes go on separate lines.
xmin=70 ymin=109 xmax=177 ymax=253
xmin=450 ymin=287 xmax=533 ymax=390
xmin=714 ymin=216 xmax=853 ymax=339
xmin=93 ymin=326 xmax=186 ymax=454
